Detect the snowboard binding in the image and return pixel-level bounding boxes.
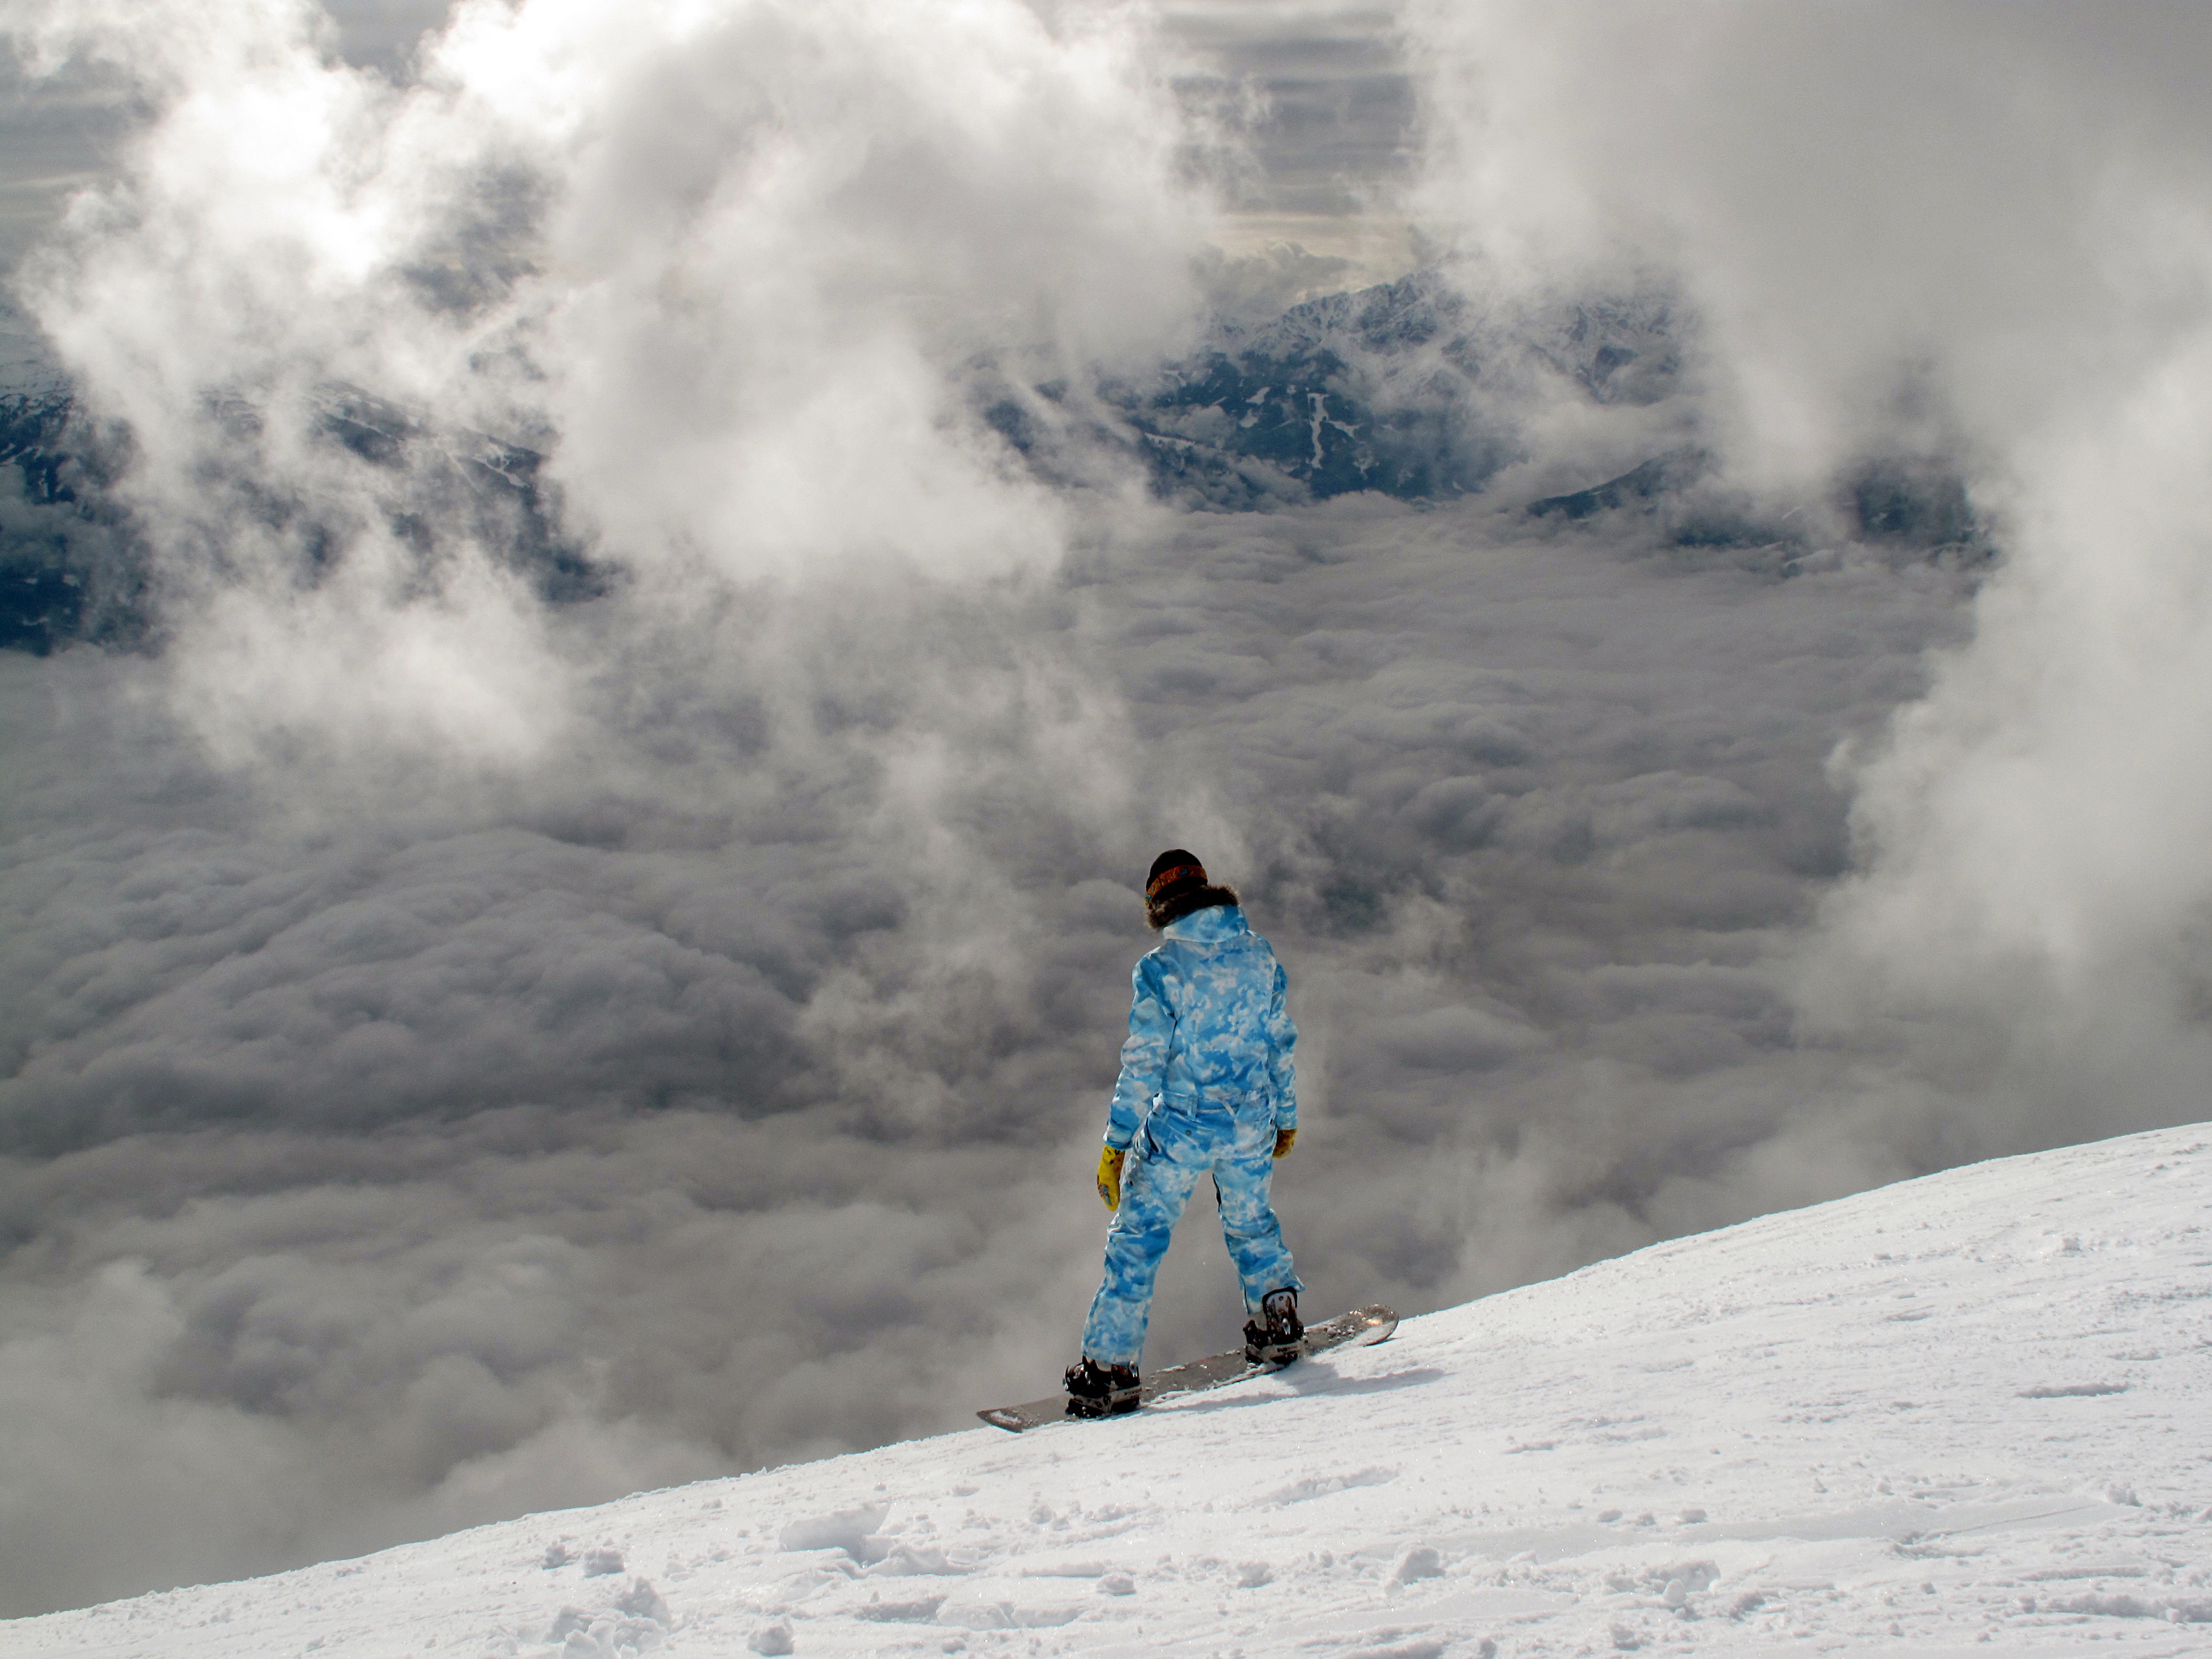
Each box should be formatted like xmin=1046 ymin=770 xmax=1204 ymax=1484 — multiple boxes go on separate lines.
xmin=1243 ymin=1287 xmax=1304 ymax=1365
xmin=1062 ymin=1356 xmax=1141 ymax=1419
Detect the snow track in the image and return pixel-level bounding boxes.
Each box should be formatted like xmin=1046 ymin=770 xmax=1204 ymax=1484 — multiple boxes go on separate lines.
xmin=15 ymin=1124 xmax=2212 ymax=1656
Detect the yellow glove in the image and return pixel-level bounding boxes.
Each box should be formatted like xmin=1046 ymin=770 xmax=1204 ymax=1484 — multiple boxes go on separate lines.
xmin=1096 ymin=1145 xmax=1127 ymax=1210
xmin=1273 ymin=1127 xmax=1297 ymax=1160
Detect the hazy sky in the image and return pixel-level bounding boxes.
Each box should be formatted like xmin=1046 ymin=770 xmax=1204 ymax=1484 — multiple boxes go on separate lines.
xmin=0 ymin=0 xmax=1419 ymax=279
xmin=6 ymin=0 xmax=2212 ymax=1624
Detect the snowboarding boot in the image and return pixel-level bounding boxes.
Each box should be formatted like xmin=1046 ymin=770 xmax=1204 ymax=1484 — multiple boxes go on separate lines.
xmin=1062 ymin=1356 xmax=1141 ymax=1419
xmin=1243 ymin=1287 xmax=1304 ymax=1365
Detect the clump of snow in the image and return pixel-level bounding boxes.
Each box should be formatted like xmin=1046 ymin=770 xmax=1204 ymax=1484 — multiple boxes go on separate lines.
xmin=777 ymin=1504 xmax=888 ymax=1557
xmin=13 ymin=1122 xmax=2212 ymax=1657
xmin=1390 ymin=1544 xmax=1443 ymax=1584
xmin=866 ymin=1540 xmax=961 ymax=1575
xmin=612 ymin=1577 xmax=668 ymax=1624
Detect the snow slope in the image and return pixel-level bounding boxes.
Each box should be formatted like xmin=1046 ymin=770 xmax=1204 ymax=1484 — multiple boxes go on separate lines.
xmin=14 ymin=1124 xmax=2212 ymax=1657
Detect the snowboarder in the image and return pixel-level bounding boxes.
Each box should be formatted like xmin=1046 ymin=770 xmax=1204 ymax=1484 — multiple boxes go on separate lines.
xmin=1064 ymin=850 xmax=1304 ymax=1418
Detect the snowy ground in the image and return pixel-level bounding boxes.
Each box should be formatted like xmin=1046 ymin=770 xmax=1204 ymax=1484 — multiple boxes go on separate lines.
xmin=15 ymin=1122 xmax=2212 ymax=1658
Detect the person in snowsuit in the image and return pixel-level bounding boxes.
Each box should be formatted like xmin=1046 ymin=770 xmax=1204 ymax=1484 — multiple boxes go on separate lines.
xmin=1064 ymin=850 xmax=1303 ymax=1417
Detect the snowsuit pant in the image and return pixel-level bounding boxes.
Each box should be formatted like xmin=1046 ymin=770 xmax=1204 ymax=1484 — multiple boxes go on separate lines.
xmin=1080 ymin=1096 xmax=1301 ymax=1368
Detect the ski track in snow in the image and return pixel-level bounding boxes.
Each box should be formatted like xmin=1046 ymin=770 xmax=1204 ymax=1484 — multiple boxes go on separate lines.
xmin=14 ymin=1125 xmax=2212 ymax=1658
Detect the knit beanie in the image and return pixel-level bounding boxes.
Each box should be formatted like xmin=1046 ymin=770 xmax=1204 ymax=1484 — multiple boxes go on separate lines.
xmin=1145 ymin=849 xmax=1210 ymax=929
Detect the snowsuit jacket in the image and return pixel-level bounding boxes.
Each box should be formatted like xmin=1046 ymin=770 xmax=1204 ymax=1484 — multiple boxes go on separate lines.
xmin=1102 ymin=903 xmax=1298 ymax=1150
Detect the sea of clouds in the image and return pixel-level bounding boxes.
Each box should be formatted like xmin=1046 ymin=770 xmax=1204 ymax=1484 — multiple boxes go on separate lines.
xmin=3 ymin=0 xmax=2210 ymax=1618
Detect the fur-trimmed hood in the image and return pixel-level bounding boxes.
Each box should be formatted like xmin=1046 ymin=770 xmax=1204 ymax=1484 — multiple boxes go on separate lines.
xmin=1147 ymin=883 xmax=1240 ymax=931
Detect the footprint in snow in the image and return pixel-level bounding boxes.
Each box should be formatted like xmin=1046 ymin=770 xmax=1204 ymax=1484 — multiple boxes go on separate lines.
xmin=1254 ymin=1467 xmax=1399 ymax=1506
xmin=855 ymin=1593 xmax=949 ymax=1624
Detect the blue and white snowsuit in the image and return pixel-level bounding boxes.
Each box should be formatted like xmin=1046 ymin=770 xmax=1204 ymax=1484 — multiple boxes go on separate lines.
xmin=1080 ymin=903 xmax=1301 ymax=1367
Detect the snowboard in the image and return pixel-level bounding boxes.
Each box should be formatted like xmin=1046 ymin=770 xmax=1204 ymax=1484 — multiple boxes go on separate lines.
xmin=976 ymin=1303 xmax=1398 ymax=1433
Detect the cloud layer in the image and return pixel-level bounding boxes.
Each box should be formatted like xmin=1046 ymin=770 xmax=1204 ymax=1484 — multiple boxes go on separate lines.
xmin=0 ymin=494 xmax=1971 ymax=1613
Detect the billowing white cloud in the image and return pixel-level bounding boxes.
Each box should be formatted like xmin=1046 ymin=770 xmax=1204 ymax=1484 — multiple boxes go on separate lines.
xmin=1409 ymin=0 xmax=2212 ymax=1140
xmin=7 ymin=0 xmax=1217 ymax=768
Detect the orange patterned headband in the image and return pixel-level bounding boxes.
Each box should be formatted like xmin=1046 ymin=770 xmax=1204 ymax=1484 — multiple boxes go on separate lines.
xmin=1146 ymin=863 xmax=1204 ymax=900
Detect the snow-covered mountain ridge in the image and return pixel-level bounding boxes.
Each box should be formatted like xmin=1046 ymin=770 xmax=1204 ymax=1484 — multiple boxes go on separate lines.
xmin=16 ymin=1123 xmax=2211 ymax=1657
xmin=1 ymin=271 xmax=1983 ymax=659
